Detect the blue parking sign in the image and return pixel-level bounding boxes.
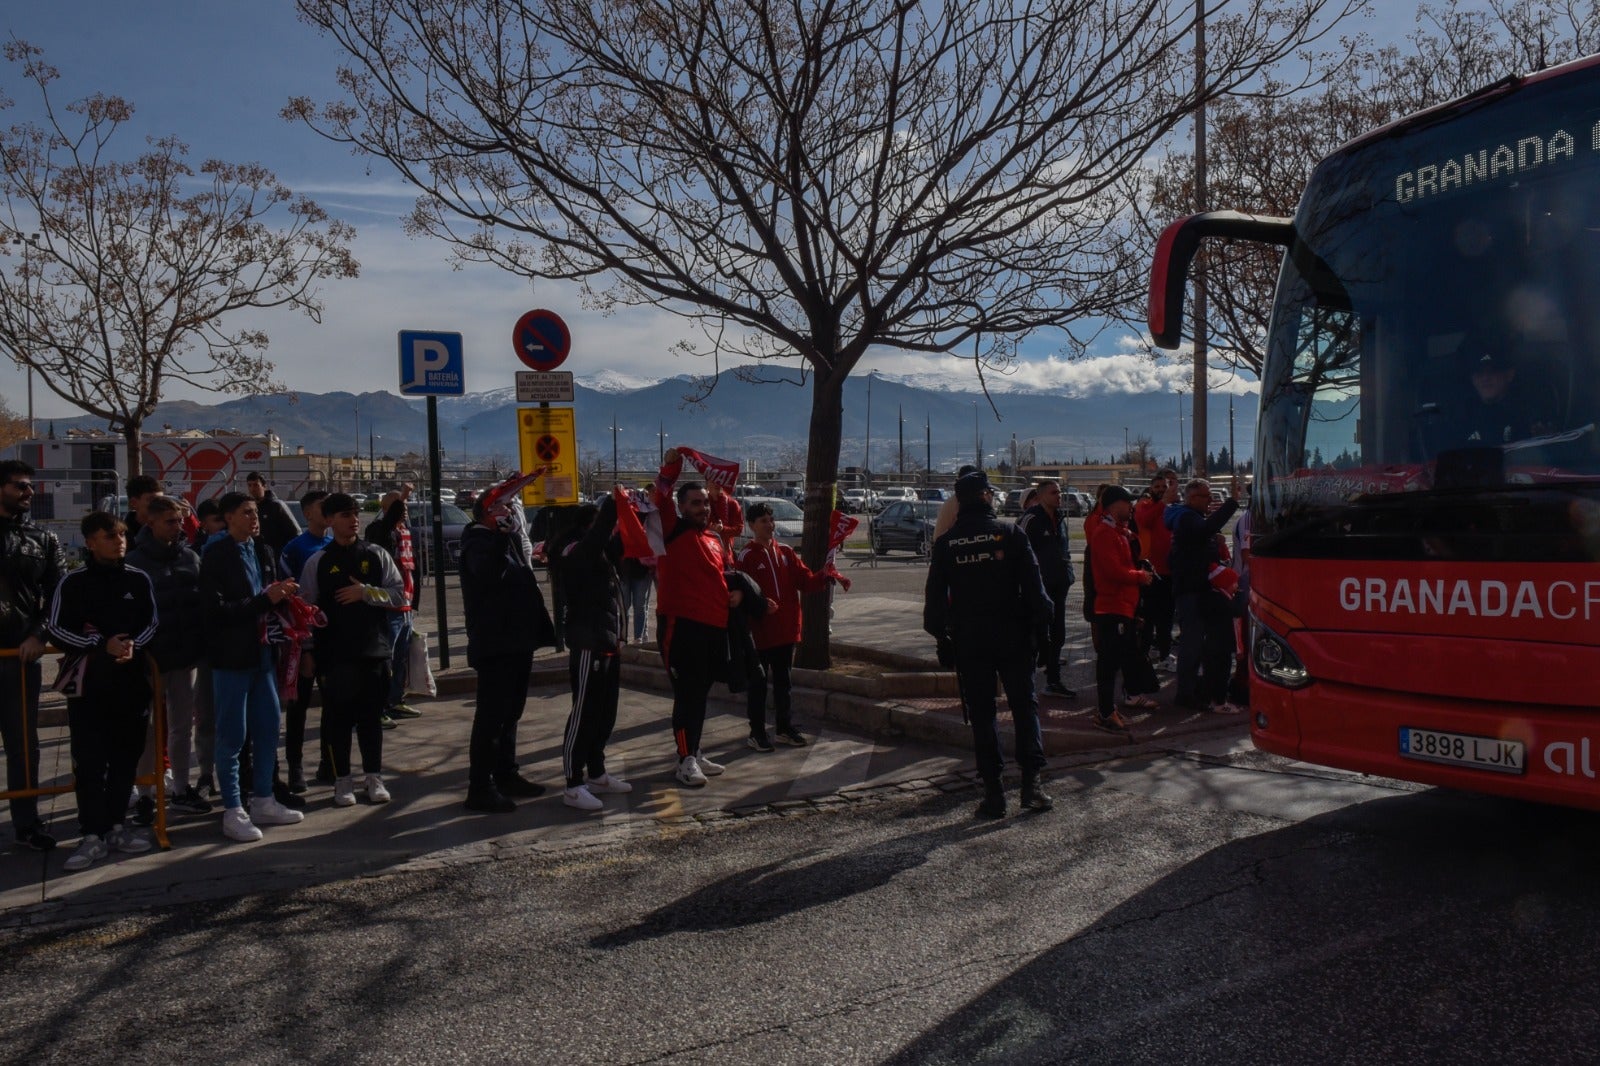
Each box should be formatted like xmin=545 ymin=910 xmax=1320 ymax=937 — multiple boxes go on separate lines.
xmin=398 ymin=330 xmax=465 ymax=396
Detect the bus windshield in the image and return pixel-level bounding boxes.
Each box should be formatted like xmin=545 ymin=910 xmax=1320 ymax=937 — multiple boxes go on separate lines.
xmin=1256 ymin=71 xmax=1600 ymax=561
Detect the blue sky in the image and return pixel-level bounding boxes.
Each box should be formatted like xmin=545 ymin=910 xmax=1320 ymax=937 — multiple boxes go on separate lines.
xmin=0 ymin=2 xmax=1425 ymax=421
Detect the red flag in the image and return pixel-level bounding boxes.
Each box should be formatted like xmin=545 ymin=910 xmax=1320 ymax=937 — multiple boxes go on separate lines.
xmin=480 ymin=468 xmax=546 ymax=514
xmin=676 ymin=446 xmax=740 ymax=488
xmin=823 ymin=508 xmax=857 ymax=590
xmin=827 ymin=510 xmax=859 ymax=551
xmin=613 ymin=486 xmax=657 ymax=560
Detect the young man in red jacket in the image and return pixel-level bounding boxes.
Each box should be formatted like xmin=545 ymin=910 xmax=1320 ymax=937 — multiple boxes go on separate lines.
xmin=1088 ymin=486 xmax=1154 ymax=734
xmin=735 ymin=501 xmax=842 ymax=751
xmin=654 ymin=448 xmax=743 ymax=788
xmin=1132 ymin=469 xmax=1179 ymax=668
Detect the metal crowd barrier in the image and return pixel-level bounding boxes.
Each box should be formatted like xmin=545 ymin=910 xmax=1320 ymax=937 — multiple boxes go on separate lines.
xmin=0 ymin=646 xmax=170 ymax=850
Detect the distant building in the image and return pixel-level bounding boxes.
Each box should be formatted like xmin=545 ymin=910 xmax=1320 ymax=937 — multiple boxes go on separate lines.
xmin=1018 ymin=462 xmax=1149 ymax=489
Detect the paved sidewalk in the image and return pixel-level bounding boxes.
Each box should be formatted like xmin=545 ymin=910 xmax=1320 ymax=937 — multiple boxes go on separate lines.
xmin=0 ymin=683 xmax=975 ymax=929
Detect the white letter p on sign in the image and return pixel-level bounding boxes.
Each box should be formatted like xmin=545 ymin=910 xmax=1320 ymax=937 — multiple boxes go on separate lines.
xmin=405 ymin=339 xmax=451 ymax=389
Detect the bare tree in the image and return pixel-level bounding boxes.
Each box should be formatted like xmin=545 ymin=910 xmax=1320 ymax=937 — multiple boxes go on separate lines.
xmin=1140 ymin=0 xmax=1600 ymax=373
xmin=290 ymin=0 xmax=1357 ymax=664
xmin=0 ymin=43 xmax=359 ymax=476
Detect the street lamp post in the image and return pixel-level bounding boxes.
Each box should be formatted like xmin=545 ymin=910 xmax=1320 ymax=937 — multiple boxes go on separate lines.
xmin=610 ymin=413 xmax=619 ymax=483
xmin=10 ymin=233 xmax=40 ymax=438
xmin=658 ymin=420 xmax=667 ymax=463
xmin=461 ymin=425 xmax=469 ymax=472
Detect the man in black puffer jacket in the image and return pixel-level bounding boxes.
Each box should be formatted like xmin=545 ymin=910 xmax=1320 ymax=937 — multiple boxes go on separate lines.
xmin=126 ymin=496 xmax=212 ymax=815
xmin=555 ymin=495 xmax=634 ymax=812
xmin=459 ymin=475 xmax=557 ymax=813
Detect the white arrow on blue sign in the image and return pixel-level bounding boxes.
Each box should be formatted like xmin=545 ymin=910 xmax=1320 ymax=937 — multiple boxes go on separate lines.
xmin=397 ymin=330 xmax=466 ymax=396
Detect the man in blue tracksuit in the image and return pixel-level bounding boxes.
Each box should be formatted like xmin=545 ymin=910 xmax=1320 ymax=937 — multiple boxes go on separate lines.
xmin=1165 ymin=477 xmax=1243 ymax=714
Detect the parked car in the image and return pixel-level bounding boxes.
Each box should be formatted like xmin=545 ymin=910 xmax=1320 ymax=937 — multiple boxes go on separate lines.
xmin=1001 ymin=488 xmax=1029 ymax=516
xmin=877 ymin=486 xmax=917 ymax=504
xmin=871 ymin=500 xmax=941 ymax=555
xmin=732 ymin=497 xmax=805 ymax=551
xmin=917 ymin=488 xmax=948 ymax=502
xmin=842 ymin=488 xmax=871 ymax=513
xmin=405 ymin=500 xmax=471 ymax=570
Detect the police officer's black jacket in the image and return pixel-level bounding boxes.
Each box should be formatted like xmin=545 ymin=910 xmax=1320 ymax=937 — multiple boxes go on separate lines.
xmin=560 ymin=496 xmax=623 ymax=652
xmin=0 ymin=511 xmax=66 ymax=648
xmin=126 ymin=526 xmax=206 ymax=672
xmin=923 ymin=501 xmax=1052 ymax=649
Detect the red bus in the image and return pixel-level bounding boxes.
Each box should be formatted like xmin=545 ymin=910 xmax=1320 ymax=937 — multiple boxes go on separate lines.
xmin=1150 ymin=57 xmax=1600 ymax=809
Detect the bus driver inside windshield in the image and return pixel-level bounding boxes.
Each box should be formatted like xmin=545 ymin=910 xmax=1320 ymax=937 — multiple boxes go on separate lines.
xmin=1459 ymin=344 xmax=1556 ymax=446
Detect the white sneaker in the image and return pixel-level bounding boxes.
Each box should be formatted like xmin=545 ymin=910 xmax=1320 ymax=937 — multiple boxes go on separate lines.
xmin=695 ymin=750 xmax=725 ymax=776
xmin=333 ymin=776 xmax=357 ymax=807
xmin=675 ymin=756 xmax=707 ymax=788
xmin=365 ymin=774 xmax=391 ymax=804
xmin=563 ymin=785 xmax=604 ymax=811
xmin=249 ymin=795 xmax=305 ymax=826
xmin=586 ymin=772 xmax=632 ymax=795
xmin=63 ymin=834 xmax=108 ymax=871
xmin=105 ymin=824 xmax=152 ymax=854
xmin=222 ymin=807 xmax=263 ymax=843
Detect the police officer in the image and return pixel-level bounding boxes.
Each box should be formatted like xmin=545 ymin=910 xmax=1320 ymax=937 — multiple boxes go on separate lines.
xmin=923 ymin=469 xmax=1054 ymax=818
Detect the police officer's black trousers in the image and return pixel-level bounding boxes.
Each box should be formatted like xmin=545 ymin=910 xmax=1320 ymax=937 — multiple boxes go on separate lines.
xmin=956 ymin=645 xmax=1045 ymax=787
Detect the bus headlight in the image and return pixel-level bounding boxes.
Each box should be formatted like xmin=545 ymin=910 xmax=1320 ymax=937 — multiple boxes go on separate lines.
xmin=1251 ymin=615 xmax=1311 ymax=689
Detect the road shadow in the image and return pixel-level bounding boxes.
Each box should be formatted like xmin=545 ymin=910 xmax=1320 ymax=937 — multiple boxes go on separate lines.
xmin=591 ymin=792 xmax=1003 ymax=948
xmin=883 ymin=788 xmax=1600 ymax=1064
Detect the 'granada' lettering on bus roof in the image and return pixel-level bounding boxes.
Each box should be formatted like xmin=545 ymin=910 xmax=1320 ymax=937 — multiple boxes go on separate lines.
xmin=1339 ymin=577 xmax=1600 ymax=620
xmin=1392 ymin=125 xmax=1587 ymax=204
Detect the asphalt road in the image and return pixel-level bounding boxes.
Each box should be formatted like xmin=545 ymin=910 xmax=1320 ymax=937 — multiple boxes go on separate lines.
xmin=3 ymin=734 xmax=1597 ymax=1065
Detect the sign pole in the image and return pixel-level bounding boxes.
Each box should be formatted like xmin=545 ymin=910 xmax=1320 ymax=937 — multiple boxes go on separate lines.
xmin=427 ymin=395 xmax=450 ymax=669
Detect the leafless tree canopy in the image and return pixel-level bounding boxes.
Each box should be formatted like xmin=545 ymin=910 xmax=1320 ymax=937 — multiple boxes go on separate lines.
xmin=0 ymin=43 xmax=360 ymax=473
xmin=1142 ymin=0 xmax=1600 ymax=374
xmin=292 ymin=0 xmax=1354 ymax=372
xmin=290 ymin=0 xmax=1357 ymax=664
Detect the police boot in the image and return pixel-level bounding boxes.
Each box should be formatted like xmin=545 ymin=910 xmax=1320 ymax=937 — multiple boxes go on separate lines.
xmin=975 ymin=783 xmax=1006 ymax=819
xmin=1021 ymin=775 xmax=1054 ymax=812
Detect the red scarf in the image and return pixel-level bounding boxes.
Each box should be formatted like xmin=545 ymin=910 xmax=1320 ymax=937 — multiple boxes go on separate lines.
xmin=676 ymin=447 xmax=740 ymax=489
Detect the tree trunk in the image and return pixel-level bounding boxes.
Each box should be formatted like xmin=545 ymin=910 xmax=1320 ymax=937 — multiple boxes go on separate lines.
xmin=123 ymin=421 xmax=143 ymax=479
xmin=796 ymin=370 xmax=846 ymax=670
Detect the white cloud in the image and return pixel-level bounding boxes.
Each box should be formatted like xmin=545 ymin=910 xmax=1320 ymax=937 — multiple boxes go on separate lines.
xmin=864 ymin=341 xmax=1260 ymax=399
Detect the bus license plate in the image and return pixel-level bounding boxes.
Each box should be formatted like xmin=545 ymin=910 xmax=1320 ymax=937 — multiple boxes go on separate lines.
xmin=1399 ymin=728 xmax=1524 ymax=775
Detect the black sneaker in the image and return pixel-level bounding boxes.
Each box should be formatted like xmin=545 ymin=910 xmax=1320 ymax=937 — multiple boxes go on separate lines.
xmin=465 ymin=789 xmax=516 ymax=814
xmin=314 ymin=763 xmax=336 ymax=785
xmin=17 ymin=827 xmax=56 ymax=852
xmin=287 ymin=764 xmax=308 ymax=794
xmin=1044 ymin=682 xmax=1076 ymax=698
xmin=197 ymin=771 xmax=217 ymax=798
xmin=746 ymin=732 xmax=775 ymax=753
xmin=273 ymin=781 xmax=308 ymax=810
xmin=1021 ymin=779 xmax=1054 ymax=811
xmin=169 ymin=787 xmax=212 ymax=815
xmin=494 ymin=775 xmax=547 ymax=798
xmin=132 ymin=795 xmax=156 ymax=827
xmin=975 ymin=791 xmax=1007 ymax=819
xmin=774 ymin=727 xmax=808 ymax=747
